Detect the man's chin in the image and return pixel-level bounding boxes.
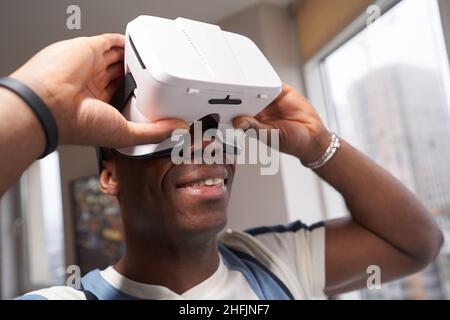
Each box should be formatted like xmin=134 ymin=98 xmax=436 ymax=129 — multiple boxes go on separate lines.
xmin=176 ymin=209 xmax=228 ymax=238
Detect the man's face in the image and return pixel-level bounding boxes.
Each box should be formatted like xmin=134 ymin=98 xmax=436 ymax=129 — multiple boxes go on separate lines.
xmin=102 ymin=150 xmax=236 ymax=242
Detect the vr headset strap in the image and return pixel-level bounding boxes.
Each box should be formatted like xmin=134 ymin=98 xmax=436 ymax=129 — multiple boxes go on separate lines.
xmin=110 ymin=73 xmax=136 ymax=112
xmin=96 ymin=73 xmax=136 ymax=172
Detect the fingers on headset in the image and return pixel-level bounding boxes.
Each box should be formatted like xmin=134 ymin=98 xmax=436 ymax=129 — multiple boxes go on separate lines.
xmin=125 ymin=120 xmax=189 ymax=145
xmin=103 ymin=47 xmax=124 ymax=66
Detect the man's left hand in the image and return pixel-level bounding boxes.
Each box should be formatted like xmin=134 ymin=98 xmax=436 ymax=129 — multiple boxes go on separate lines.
xmin=233 ymin=83 xmax=330 ymax=163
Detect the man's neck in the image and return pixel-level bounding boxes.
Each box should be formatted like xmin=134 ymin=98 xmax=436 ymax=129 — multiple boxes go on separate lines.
xmin=114 ymin=235 xmax=220 ymax=295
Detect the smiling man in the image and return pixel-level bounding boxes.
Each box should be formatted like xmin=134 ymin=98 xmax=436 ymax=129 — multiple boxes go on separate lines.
xmin=17 ymin=83 xmax=444 ymax=300
xmin=0 ymin=33 xmax=443 ymax=300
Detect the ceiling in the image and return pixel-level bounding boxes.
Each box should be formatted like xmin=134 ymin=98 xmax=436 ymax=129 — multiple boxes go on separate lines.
xmin=0 ymin=0 xmax=296 ymax=74
xmin=83 ymin=0 xmax=296 ymax=23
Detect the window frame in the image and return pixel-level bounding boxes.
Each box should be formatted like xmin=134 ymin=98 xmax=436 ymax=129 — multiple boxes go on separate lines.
xmin=302 ymin=0 xmax=450 ymax=299
xmin=303 ymin=0 xmax=450 ymax=221
xmin=18 ymin=152 xmax=66 ymax=294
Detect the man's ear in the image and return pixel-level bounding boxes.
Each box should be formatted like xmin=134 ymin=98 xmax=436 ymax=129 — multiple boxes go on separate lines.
xmin=100 ymin=159 xmax=119 ymax=196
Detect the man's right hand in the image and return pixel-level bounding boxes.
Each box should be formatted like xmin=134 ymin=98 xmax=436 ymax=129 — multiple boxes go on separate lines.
xmin=10 ymin=34 xmax=189 ymax=148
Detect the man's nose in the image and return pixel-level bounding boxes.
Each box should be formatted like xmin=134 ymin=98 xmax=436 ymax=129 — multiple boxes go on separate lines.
xmin=190 ymin=136 xmax=221 ymax=154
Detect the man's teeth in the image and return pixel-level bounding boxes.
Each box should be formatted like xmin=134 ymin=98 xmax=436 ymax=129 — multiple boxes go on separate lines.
xmin=205 ymin=178 xmax=224 ymax=186
xmin=189 ymin=178 xmax=225 ymax=187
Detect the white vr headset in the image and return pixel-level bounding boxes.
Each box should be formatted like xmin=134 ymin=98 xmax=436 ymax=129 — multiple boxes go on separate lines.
xmin=110 ymin=15 xmax=281 ymax=160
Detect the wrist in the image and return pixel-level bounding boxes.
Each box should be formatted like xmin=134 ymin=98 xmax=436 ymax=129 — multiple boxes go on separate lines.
xmin=0 ymin=87 xmax=46 ymax=158
xmin=10 ymin=71 xmax=59 ymax=112
xmin=9 ymin=71 xmax=70 ymax=142
xmin=296 ymin=127 xmax=332 ymax=163
xmin=2 ymin=75 xmax=60 ymax=157
xmin=300 ymin=129 xmax=342 ymax=170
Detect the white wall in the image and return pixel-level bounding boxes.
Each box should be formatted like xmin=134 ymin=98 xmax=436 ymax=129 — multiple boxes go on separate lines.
xmin=217 ymin=5 xmax=289 ymax=231
xmin=219 ymin=3 xmax=325 ymax=227
xmin=57 ymin=146 xmax=98 ymax=266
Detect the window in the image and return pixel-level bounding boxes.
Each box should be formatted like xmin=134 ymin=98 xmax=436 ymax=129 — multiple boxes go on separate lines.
xmin=20 ymin=151 xmax=65 ymax=290
xmin=305 ymin=0 xmax=450 ymax=299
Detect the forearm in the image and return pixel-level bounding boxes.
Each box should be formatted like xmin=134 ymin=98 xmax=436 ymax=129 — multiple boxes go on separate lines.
xmin=312 ymin=139 xmax=443 ymax=262
xmin=0 ymin=87 xmax=45 ymax=196
xmin=240 ymin=83 xmax=444 ymax=291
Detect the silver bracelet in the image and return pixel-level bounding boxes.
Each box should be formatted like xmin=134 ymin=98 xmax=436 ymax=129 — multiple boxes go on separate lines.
xmin=303 ymin=131 xmax=341 ymax=169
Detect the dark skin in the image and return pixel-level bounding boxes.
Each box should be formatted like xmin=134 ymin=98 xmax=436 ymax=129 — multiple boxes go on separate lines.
xmin=101 ymin=150 xmax=236 ymax=293
xmin=99 ymin=84 xmax=444 ymax=296
xmin=0 ymin=34 xmax=443 ymax=296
